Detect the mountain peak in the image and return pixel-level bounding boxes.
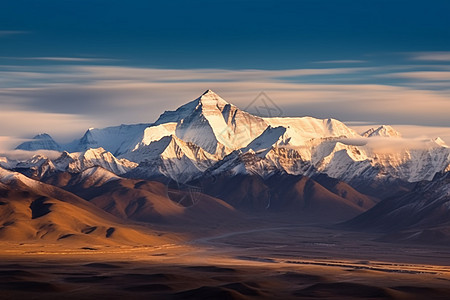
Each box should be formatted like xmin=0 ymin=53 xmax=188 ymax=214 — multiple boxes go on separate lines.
xmin=155 ymin=90 xmax=268 ymax=155
xmin=155 ymin=90 xmax=231 ymax=127
xmin=202 ymin=89 xmax=215 ymax=95
xmin=198 ymin=89 xmax=229 ymax=107
xmin=33 ymin=133 xmax=53 ymax=140
xmin=362 ymin=125 xmax=401 ymax=138
xmin=16 ymin=133 xmax=61 ymax=151
xmin=434 ymin=137 xmax=448 ymax=148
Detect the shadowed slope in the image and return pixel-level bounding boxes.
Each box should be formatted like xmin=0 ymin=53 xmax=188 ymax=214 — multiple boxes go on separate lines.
xmin=190 ymin=173 xmax=376 ymax=222
xmin=42 ymin=167 xmax=241 ymax=225
xmin=344 ymin=172 xmax=450 ymax=244
xmin=0 ymin=167 xmax=171 ymax=244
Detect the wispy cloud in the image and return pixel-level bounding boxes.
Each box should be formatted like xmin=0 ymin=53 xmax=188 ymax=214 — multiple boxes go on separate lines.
xmin=314 ymin=60 xmax=366 ymax=64
xmin=0 ymin=64 xmax=450 ymax=149
xmin=69 ymin=66 xmax=373 ymax=82
xmin=378 ymin=71 xmax=450 ymax=81
xmin=0 ymin=65 xmax=375 ymax=87
xmin=0 ymin=149 xmax=62 ymax=160
xmin=1 ymin=56 xmax=117 ymax=62
xmin=339 ymin=136 xmax=444 ymax=154
xmin=0 ymin=106 xmax=94 ymax=143
xmin=0 ymin=136 xmax=63 ymax=157
xmin=409 ymin=52 xmax=450 ymax=62
xmin=0 ymin=30 xmax=28 ymax=37
xmin=348 ymin=124 xmax=450 ymax=145
xmin=0 ymin=136 xmax=24 ymax=153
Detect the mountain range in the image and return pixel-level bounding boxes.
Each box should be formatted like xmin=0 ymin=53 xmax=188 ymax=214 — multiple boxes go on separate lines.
xmin=1 ymin=90 xmax=450 ymax=244
xmin=10 ymin=90 xmax=450 ymax=185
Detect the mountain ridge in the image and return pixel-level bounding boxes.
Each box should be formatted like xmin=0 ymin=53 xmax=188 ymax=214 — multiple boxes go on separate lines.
xmin=11 ymin=90 xmax=450 ymax=187
xmin=3 ymin=90 xmax=450 ymax=246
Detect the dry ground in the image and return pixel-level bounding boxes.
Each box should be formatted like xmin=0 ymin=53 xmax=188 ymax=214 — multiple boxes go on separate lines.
xmin=1 ymin=222 xmax=450 ymax=300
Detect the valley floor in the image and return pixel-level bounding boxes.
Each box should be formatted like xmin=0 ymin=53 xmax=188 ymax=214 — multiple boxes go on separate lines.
xmin=1 ymin=222 xmax=450 ymax=300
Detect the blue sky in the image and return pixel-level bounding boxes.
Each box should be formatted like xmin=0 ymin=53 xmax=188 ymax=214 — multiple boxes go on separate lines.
xmin=1 ymin=0 xmax=450 ymax=146
xmin=2 ymin=0 xmax=450 ymax=68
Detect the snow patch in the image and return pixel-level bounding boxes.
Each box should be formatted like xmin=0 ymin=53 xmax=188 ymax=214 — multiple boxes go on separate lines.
xmin=363 ymin=125 xmax=402 ymax=138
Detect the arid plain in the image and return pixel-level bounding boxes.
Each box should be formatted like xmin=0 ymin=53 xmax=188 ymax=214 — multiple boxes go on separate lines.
xmin=1 ymin=216 xmax=450 ymax=300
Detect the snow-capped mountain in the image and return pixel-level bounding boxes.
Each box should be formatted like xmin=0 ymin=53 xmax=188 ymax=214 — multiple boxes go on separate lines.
xmin=362 ymin=125 xmax=401 ymax=138
xmin=435 ymin=137 xmax=448 ymax=148
xmin=155 ymin=89 xmax=268 ymax=156
xmin=68 ymin=123 xmax=152 ymax=155
xmin=0 ymin=156 xmax=16 ymax=169
xmin=13 ymin=154 xmax=55 ymax=179
xmin=12 ymin=148 xmax=136 ymax=178
xmin=77 ymin=166 xmax=121 ymax=187
xmin=263 ymin=117 xmax=360 ymax=147
xmin=203 ymin=126 xmax=450 ymax=185
xmin=0 ymin=165 xmax=44 ymax=188
xmin=15 ymin=133 xmax=61 ymax=151
xmin=9 ymin=90 xmax=450 ymax=187
xmin=124 ymin=134 xmax=219 ymax=182
xmin=53 ymin=148 xmax=137 ymax=175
